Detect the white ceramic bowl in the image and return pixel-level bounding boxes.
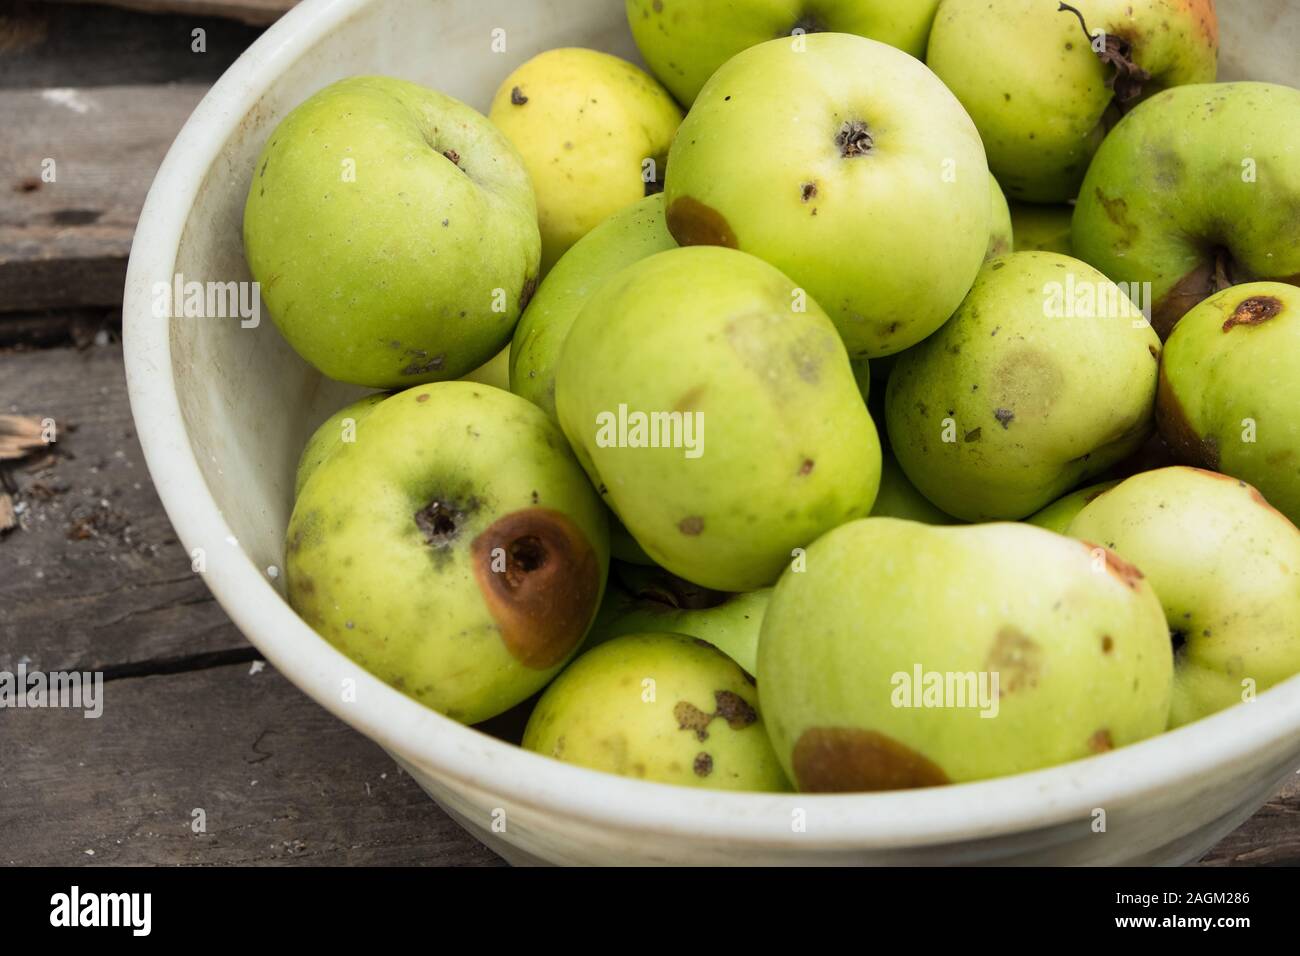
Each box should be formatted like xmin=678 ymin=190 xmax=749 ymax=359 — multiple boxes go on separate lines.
xmin=124 ymin=0 xmax=1300 ymax=865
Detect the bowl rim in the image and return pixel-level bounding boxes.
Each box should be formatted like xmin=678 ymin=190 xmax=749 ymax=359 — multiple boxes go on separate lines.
xmin=122 ymin=0 xmax=1300 ymax=850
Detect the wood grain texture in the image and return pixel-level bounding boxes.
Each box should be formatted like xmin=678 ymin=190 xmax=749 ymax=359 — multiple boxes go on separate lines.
xmin=0 ymin=660 xmax=502 ymax=866
xmin=0 ymin=343 xmax=250 ymax=674
xmin=0 ymin=84 xmax=208 ymax=311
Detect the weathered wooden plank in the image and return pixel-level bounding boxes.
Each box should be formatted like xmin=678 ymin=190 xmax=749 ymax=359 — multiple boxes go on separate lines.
xmin=0 ymin=660 xmax=503 ymax=865
xmin=0 ymin=84 xmax=210 ymax=311
xmin=0 ymin=1 xmax=265 ymax=88
xmin=0 ymin=343 xmax=251 ymax=674
xmin=1196 ymin=773 xmax=1300 ymax=866
xmin=47 ymin=0 xmax=297 ymax=27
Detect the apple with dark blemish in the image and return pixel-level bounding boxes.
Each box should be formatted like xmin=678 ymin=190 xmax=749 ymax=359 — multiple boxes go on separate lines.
xmin=758 ymin=518 xmax=1172 ymax=791
xmin=885 ymin=252 xmax=1160 ymax=521
xmin=243 ymin=76 xmax=540 ymax=388
xmin=555 ymin=245 xmax=882 ymax=592
xmin=488 ymin=48 xmax=682 ymax=273
xmin=285 ymin=382 xmax=608 ymax=724
xmin=624 ymin=0 xmax=942 ymax=107
xmin=522 ymin=632 xmax=790 ymax=791
xmin=928 ymin=0 xmax=1218 ymax=204
xmin=587 ymin=563 xmax=770 ymax=675
xmin=1157 ymin=283 xmax=1300 ymax=524
xmin=1073 ymin=83 xmax=1300 ymax=338
xmin=1068 ymin=467 xmax=1300 ymax=727
xmin=662 ymin=32 xmax=991 ymax=359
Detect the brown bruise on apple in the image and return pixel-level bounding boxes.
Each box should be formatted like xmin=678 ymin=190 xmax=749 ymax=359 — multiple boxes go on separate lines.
xmin=470 ymin=507 xmax=601 ymax=669
xmin=1082 ymin=540 xmax=1145 ymax=591
xmin=666 ymin=196 xmax=738 ymax=248
xmin=985 ymin=626 xmax=1043 ymax=696
xmin=1222 ymin=295 xmax=1284 ymax=332
xmin=1156 ymin=362 xmax=1220 ymax=469
xmin=791 ymin=727 xmax=950 ymax=792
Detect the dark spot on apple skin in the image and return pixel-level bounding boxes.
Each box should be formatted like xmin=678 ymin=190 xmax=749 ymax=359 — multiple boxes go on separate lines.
xmin=510 ymin=86 xmax=528 ymax=105
xmin=401 ymin=350 xmax=446 ymax=376
xmin=519 ymin=274 xmax=539 ymax=312
xmin=985 ymin=626 xmax=1042 ymax=696
xmin=693 ymin=752 xmax=713 ymax=777
xmin=1102 ymin=635 xmax=1114 ymax=653
xmin=442 ymin=148 xmax=461 ymax=167
xmin=801 ymin=182 xmax=817 ymax=202
xmin=1094 ymin=187 xmax=1136 ymax=233
xmin=667 ymin=196 xmax=738 ymax=248
xmin=471 ymin=508 xmax=601 ymax=669
xmin=675 ymin=701 xmax=713 ymax=741
xmin=1156 ymin=362 xmax=1220 ymax=469
xmin=1088 ymin=729 xmax=1114 ymax=753
xmin=678 ymin=515 xmax=704 ymax=535
xmin=994 ymin=408 xmax=1015 ymax=429
xmin=792 ymin=727 xmax=949 ymax=792
xmin=1222 ymin=295 xmax=1284 ymax=331
xmin=674 ymin=691 xmax=755 ymax=741
xmin=799 ymin=458 xmax=815 ymax=475
xmin=416 ymin=393 xmax=430 ymax=403
xmin=965 ymin=428 xmax=982 ymax=443
xmin=714 ymin=690 xmax=756 ymax=729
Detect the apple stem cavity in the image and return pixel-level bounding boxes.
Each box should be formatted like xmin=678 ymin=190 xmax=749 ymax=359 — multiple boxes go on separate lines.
xmin=835 ymin=120 xmax=874 ymax=158
xmin=1057 ymin=2 xmax=1152 ymax=107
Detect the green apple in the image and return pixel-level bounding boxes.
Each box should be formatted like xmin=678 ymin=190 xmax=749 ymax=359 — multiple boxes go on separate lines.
xmin=523 ymin=632 xmax=790 ymax=791
xmin=588 ymin=564 xmax=770 ymax=675
xmin=286 ymin=382 xmax=609 ymax=724
xmin=759 ymin=518 xmax=1172 ymax=790
xmin=1068 ymin=467 xmax=1300 ymax=727
xmin=928 ymin=0 xmax=1218 ymax=203
xmin=1073 ymin=83 xmax=1300 ymax=338
xmin=886 ymin=252 xmax=1160 ymax=520
xmin=663 ymin=32 xmax=990 ymax=358
xmin=293 ymin=392 xmax=387 ymax=499
xmin=1157 ymin=282 xmax=1300 ymax=525
xmin=986 ymin=172 xmax=1013 ymax=260
xmin=489 ymin=48 xmax=682 ymax=273
xmin=556 ymin=245 xmax=881 ymax=591
xmin=460 ymin=346 xmax=511 ymax=391
xmin=870 ymin=453 xmax=960 ymax=525
xmin=243 ymin=76 xmax=540 ymax=387
xmin=1024 ymin=480 xmax=1120 ymax=534
xmin=625 ymin=0 xmax=943 ymax=107
xmin=509 ymin=194 xmax=676 ymax=422
xmin=1011 ymin=201 xmax=1074 ymax=256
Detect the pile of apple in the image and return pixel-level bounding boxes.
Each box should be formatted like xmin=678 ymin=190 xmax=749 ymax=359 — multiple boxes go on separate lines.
xmin=246 ymin=0 xmax=1300 ymax=794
